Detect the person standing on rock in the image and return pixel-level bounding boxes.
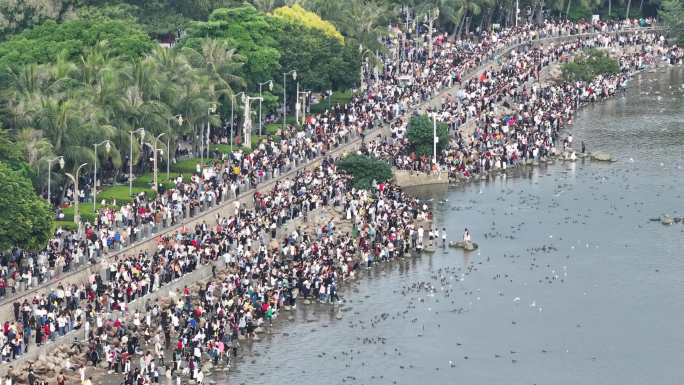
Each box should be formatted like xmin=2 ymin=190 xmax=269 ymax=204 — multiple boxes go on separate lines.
xmin=27 ymin=368 xmax=35 ymax=385
xmin=56 ymin=372 xmax=65 ymax=385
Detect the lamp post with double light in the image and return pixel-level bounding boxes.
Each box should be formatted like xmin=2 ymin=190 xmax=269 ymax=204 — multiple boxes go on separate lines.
xmin=282 ymin=70 xmax=297 ymax=131
xmin=423 ymin=8 xmax=439 ymax=59
xmin=46 ymin=156 xmax=64 ymax=205
xmin=204 ymin=103 xmax=217 ymax=163
xmin=231 ymin=92 xmax=246 ymax=151
xmin=65 ymin=162 xmax=88 ymax=227
xmin=93 ymin=140 xmax=112 ymax=210
xmin=242 ymin=95 xmax=264 ymax=150
xmin=129 ymin=128 xmax=145 ymax=196
xmin=296 ymin=89 xmax=311 ymax=125
xmin=258 ymin=80 xmax=273 ymax=136
xmin=150 ymin=133 xmax=166 ymax=192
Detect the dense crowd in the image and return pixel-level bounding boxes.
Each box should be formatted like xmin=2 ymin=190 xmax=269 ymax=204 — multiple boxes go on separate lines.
xmin=0 ymin=16 xmax=676 ymax=385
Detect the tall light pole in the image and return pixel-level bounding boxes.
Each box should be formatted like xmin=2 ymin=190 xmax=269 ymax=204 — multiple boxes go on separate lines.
xmin=424 ymin=8 xmax=439 ymax=60
xmin=282 ymin=70 xmax=297 ymax=131
xmin=129 ymin=128 xmax=145 ymax=196
xmin=46 ymin=156 xmax=64 ymax=205
xmin=296 ymin=89 xmax=310 ymax=125
xmin=93 ymin=140 xmax=112 ymax=210
xmin=360 ymin=45 xmax=376 ymax=92
xmin=166 ymin=136 xmax=171 ymax=180
xmin=168 ymin=114 xmax=183 ymax=178
xmin=65 ymin=162 xmax=88 ymax=227
xmin=231 ymin=92 xmax=246 ymax=151
xmin=242 ymin=95 xmax=263 ymax=149
xmin=204 ymin=103 xmax=217 ymax=164
xmin=150 ymin=133 xmax=166 ymax=191
xmin=258 ymin=80 xmax=273 ymax=136
xmin=432 ymin=113 xmax=439 ymax=166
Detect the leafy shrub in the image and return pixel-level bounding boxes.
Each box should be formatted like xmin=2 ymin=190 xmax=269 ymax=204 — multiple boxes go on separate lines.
xmin=337 ymin=154 xmax=392 ymax=190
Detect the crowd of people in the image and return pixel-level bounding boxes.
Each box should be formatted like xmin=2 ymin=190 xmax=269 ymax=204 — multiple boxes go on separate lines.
xmin=362 ymin=25 xmax=681 ymax=179
xmin=0 ymin=16 xmax=678 ymax=385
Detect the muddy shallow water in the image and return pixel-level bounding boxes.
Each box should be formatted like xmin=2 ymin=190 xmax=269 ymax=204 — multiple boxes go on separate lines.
xmin=216 ymin=67 xmax=684 ymax=385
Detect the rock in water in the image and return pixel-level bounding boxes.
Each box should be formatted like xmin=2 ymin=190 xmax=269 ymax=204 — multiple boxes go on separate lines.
xmin=591 ymin=151 xmax=613 ymax=162
xmin=661 ymin=215 xmax=674 ymax=225
xmin=448 ymin=241 xmax=479 ymax=251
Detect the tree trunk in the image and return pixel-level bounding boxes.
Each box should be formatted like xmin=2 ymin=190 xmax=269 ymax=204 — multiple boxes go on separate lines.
xmin=625 ymin=0 xmax=632 ymax=19
xmin=485 ymin=9 xmax=493 ymax=30
xmin=639 ymin=0 xmax=644 ymax=13
xmin=535 ymin=0 xmax=545 ymax=24
xmin=565 ymin=0 xmax=572 ymax=19
xmin=456 ymin=11 xmax=467 ymax=38
xmin=608 ymin=0 xmax=612 ymax=19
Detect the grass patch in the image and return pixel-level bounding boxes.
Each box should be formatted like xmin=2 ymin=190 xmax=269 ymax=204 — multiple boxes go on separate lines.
xmin=172 ymin=158 xmax=211 ymax=174
xmin=53 ymin=220 xmax=78 ymax=232
xmin=98 ymin=185 xmax=156 ymax=204
xmin=309 ymin=90 xmax=354 ymax=114
xmin=61 ymin=204 xmax=106 ymax=223
xmin=210 ymin=143 xmax=253 ymax=156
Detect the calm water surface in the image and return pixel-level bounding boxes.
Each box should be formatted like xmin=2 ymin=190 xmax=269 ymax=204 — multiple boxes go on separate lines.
xmin=217 ymin=67 xmax=684 ymax=385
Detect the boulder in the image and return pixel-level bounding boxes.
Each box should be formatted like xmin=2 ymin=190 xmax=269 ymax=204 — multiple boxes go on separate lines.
xmin=448 ymin=241 xmax=479 ymax=251
xmin=591 ymin=151 xmax=614 ymax=162
xmin=661 ymin=215 xmax=674 ymax=225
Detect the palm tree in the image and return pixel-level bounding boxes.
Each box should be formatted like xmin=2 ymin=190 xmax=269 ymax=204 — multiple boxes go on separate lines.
xmin=180 ymin=39 xmax=246 ymax=100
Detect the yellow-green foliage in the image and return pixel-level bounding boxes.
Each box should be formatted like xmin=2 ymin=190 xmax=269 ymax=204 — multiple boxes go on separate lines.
xmin=272 ymin=4 xmax=344 ymax=45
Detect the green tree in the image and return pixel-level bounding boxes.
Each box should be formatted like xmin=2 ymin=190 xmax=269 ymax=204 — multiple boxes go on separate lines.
xmin=562 ymin=49 xmax=620 ymax=82
xmin=660 ymin=0 xmax=684 ymax=45
xmin=337 ymin=154 xmax=393 ymax=190
xmin=407 ymin=115 xmax=448 ymax=157
xmin=0 ymin=161 xmax=53 ymax=251
xmin=0 ymin=18 xmax=155 ymax=72
xmin=0 ymin=0 xmax=78 ymax=38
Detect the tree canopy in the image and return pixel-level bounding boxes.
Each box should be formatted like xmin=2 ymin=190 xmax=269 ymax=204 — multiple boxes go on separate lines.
xmin=337 ymin=154 xmax=393 ymax=190
xmin=660 ymin=0 xmax=684 ymax=45
xmin=0 ymin=18 xmax=155 ymax=72
xmin=272 ymin=4 xmax=345 ymax=44
xmin=407 ymin=115 xmax=449 ymax=157
xmin=562 ymin=48 xmax=620 ymax=82
xmin=0 ymin=161 xmax=53 ymax=251
xmin=183 ymin=5 xmax=359 ymax=91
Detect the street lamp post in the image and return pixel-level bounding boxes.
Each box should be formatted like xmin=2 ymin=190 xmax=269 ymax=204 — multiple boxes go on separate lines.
xmin=204 ymin=103 xmax=217 ymax=164
xmin=432 ymin=113 xmax=438 ymax=166
xmin=282 ymin=70 xmax=297 ymax=131
xmin=129 ymin=128 xmax=145 ymax=196
xmin=242 ymin=95 xmax=264 ymax=150
xmin=424 ymin=8 xmax=440 ymax=60
xmin=166 ymin=136 xmax=171 ymax=180
xmin=151 ymin=133 xmax=166 ymax=192
xmin=65 ymin=162 xmax=88 ymax=227
xmin=258 ymin=80 xmax=273 ymax=136
xmin=297 ymin=89 xmax=310 ymax=125
xmin=93 ymin=140 xmax=112 ymax=210
xmin=231 ymin=92 xmax=247 ymax=151
xmin=46 ymin=156 xmax=64 ymax=204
